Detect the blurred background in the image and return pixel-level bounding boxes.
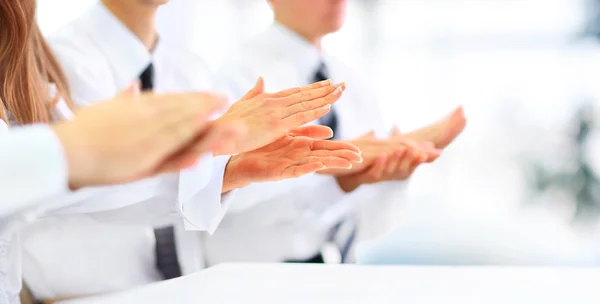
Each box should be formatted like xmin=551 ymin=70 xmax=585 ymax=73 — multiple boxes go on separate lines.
xmin=36 ymin=0 xmax=600 ymax=263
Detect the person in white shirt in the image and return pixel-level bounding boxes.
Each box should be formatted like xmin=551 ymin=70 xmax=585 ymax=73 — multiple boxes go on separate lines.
xmin=0 ymin=85 xmax=241 ymax=303
xmin=1 ymin=90 xmax=234 ymax=219
xmin=21 ymin=0 xmax=362 ymax=301
xmin=207 ymin=0 xmax=467 ymax=265
xmin=1 ymin=1 xmax=362 ymax=302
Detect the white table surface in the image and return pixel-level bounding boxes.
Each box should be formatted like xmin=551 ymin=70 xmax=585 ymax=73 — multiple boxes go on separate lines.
xmin=63 ymin=263 xmax=600 ymax=304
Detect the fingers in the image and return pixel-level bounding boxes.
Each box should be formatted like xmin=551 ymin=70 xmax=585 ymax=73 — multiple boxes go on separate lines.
xmin=310 ymin=139 xmax=361 ymax=154
xmin=352 ymin=140 xmax=406 ymax=157
xmin=397 ymin=151 xmax=426 ymax=180
xmin=397 ymin=149 xmax=417 ymax=177
xmin=280 ymin=83 xmax=344 ymax=117
xmin=192 ymin=120 xmax=248 ymax=157
xmin=194 ymin=92 xmax=230 ymax=114
xmin=283 ymin=156 xmax=356 ymax=179
xmin=240 ymin=77 xmax=265 ymax=101
xmin=318 ymin=157 xmax=354 ymax=169
xmin=279 ymin=82 xmax=343 ymax=106
xmin=410 ymin=149 xmax=427 ymax=169
xmin=149 ymin=93 xmax=228 ymax=154
xmin=359 ymin=130 xmax=376 ymax=139
xmin=422 ymin=142 xmax=442 ymax=162
xmin=361 ymin=155 xmax=387 ymax=182
xmin=282 ymin=163 xmax=326 ymax=179
xmin=143 ymin=92 xmax=226 ymax=123
xmin=391 ymin=136 xmax=424 ymax=151
xmin=406 ymin=158 xmax=422 ymax=177
xmin=384 ymin=149 xmax=404 ymax=176
xmin=157 ymin=120 xmax=246 ymax=174
xmin=281 ymin=104 xmax=331 ymax=131
xmin=288 ymin=125 xmax=333 ymax=140
xmin=393 ymin=147 xmax=428 ymax=180
xmin=155 ymin=92 xmax=228 ymax=126
xmin=309 ymin=150 xmax=362 ymax=163
xmin=443 ymin=106 xmax=467 ymax=148
xmin=269 ymin=79 xmax=332 ymax=98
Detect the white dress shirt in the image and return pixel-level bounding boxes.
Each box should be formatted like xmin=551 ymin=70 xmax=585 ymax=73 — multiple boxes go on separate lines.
xmin=206 ymin=23 xmax=406 ymax=264
xmin=20 ymin=3 xmax=234 ymax=299
xmin=0 ymin=124 xmax=70 ymax=304
xmin=0 ymin=124 xmax=67 ymax=219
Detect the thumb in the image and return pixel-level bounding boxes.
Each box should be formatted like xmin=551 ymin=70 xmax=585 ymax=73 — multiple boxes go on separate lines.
xmin=240 ymin=77 xmax=265 ymax=101
xmin=359 ymin=130 xmax=376 ymax=139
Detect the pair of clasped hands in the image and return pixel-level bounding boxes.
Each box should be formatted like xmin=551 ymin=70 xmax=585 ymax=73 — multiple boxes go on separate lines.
xmin=54 ymin=77 xmax=466 ymax=191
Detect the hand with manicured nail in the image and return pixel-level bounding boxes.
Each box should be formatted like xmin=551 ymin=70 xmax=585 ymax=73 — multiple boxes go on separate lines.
xmin=318 ymin=129 xmax=441 ymax=193
xmin=214 ymin=77 xmax=345 ymax=155
xmin=221 ymin=125 xmax=362 ymax=192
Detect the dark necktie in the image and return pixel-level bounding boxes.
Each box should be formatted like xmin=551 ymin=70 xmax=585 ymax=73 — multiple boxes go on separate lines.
xmin=154 ymin=226 xmax=182 ymax=279
xmin=139 ymin=63 xmax=154 ymax=91
xmin=139 ymin=64 xmax=183 ymax=279
xmin=313 ymin=63 xmax=339 ymax=138
xmin=313 ymin=63 xmax=356 ymax=263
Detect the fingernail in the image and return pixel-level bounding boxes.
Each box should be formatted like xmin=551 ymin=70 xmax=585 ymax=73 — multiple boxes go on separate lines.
xmin=320 ymin=79 xmax=332 ymax=85
xmin=339 ymin=82 xmax=346 ymax=91
xmin=335 ymin=86 xmax=343 ymax=93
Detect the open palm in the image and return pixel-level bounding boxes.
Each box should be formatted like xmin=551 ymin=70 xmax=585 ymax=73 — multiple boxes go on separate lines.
xmin=227 ymin=127 xmax=362 ymax=185
xmin=214 ymin=77 xmax=345 ymax=155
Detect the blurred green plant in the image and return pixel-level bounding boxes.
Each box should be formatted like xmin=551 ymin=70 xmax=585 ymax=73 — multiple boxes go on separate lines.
xmin=523 ymin=103 xmax=600 ymax=221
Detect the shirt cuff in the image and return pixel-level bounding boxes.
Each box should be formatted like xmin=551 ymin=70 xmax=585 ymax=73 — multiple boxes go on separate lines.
xmin=180 ymin=155 xmax=236 ymax=233
xmin=0 ymin=125 xmax=70 ymax=218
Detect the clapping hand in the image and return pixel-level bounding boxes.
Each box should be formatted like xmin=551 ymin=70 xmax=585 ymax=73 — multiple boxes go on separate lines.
xmin=319 ymin=130 xmax=441 ymax=192
xmin=222 ymin=125 xmax=362 ymax=192
xmin=214 ymin=77 xmax=346 ymax=155
xmin=54 ymin=92 xmax=245 ymax=188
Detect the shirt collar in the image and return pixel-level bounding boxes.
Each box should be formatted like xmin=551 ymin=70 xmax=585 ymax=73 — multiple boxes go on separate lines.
xmin=82 ymin=2 xmax=154 ymax=87
xmin=267 ymin=22 xmax=326 ymax=83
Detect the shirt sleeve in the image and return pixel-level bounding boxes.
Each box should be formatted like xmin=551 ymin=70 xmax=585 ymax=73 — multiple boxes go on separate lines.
xmin=179 ymin=155 xmax=236 ymax=233
xmin=0 ymin=124 xmax=70 ymax=218
xmin=48 ymin=155 xmax=235 ymax=233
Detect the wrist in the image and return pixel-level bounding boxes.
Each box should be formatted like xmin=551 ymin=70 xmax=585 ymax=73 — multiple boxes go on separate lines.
xmin=211 ymin=117 xmax=227 ymax=157
xmin=336 ymin=176 xmax=361 ymax=193
xmin=222 ymin=154 xmax=250 ymax=192
xmin=52 ymin=123 xmax=94 ymax=190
